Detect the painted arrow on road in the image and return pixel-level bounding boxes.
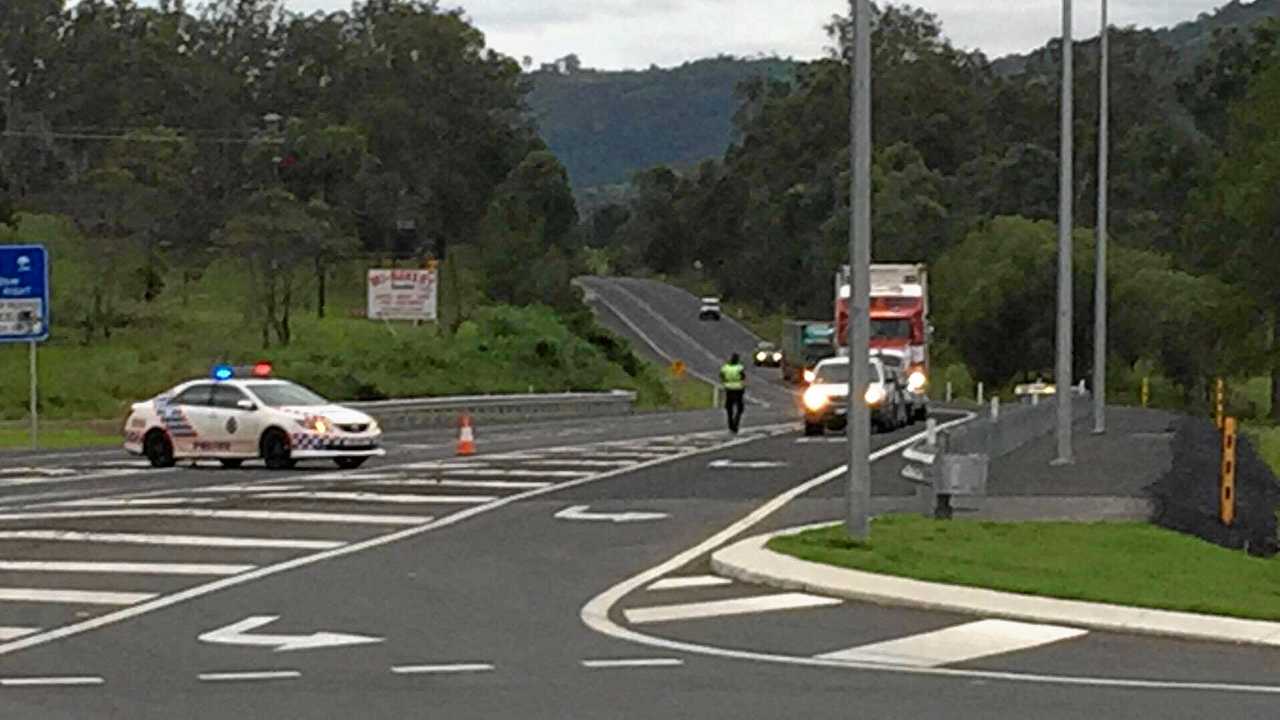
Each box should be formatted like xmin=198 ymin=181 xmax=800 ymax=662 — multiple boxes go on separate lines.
xmin=707 ymin=459 xmax=787 ymax=470
xmin=198 ymin=615 xmax=383 ymax=652
xmin=554 ymin=505 xmax=668 ymax=523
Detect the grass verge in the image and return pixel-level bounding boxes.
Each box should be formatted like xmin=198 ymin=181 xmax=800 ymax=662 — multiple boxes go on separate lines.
xmin=0 ymin=421 xmax=120 ymax=450
xmin=768 ymin=516 xmax=1280 ymax=622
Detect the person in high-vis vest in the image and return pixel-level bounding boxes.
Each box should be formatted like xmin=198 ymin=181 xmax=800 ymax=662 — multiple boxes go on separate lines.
xmin=720 ymin=353 xmax=747 ymax=434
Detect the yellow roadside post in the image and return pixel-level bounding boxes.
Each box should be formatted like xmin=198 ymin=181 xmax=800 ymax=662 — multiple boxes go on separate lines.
xmin=1220 ymin=417 xmax=1237 ymax=527
xmin=1214 ymin=378 xmax=1225 ymax=430
xmin=1140 ymin=377 xmax=1149 ymax=408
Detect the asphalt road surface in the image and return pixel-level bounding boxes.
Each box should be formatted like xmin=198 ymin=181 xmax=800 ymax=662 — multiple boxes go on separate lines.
xmin=0 ymin=278 xmax=1276 ymax=718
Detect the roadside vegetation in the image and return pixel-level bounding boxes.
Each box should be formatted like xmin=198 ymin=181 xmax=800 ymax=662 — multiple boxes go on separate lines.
xmin=577 ymin=3 xmax=1280 ymax=420
xmin=0 ymin=1 xmax=698 ymax=431
xmin=769 ymin=516 xmax=1280 ymax=621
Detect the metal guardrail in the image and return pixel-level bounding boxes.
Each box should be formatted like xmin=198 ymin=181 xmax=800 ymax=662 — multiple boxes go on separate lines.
xmin=346 ymin=390 xmax=638 ymax=431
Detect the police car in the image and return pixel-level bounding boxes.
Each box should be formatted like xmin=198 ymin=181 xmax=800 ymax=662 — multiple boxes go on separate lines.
xmin=123 ymin=363 xmax=385 ymax=470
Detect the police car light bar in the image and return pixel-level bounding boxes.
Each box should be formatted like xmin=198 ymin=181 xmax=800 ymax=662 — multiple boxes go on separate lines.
xmin=211 ymin=363 xmax=273 ymax=381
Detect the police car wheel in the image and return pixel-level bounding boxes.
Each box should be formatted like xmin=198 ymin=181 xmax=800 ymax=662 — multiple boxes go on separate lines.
xmin=334 ymin=457 xmax=367 ymax=470
xmin=219 ymin=459 xmax=244 ymax=469
xmin=144 ymin=431 xmax=176 ymax=469
xmin=261 ymin=429 xmax=296 ymax=470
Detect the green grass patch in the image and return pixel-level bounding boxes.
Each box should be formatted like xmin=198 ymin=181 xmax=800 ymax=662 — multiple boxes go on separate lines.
xmin=664 ymin=372 xmax=714 ymax=411
xmin=0 ymin=421 xmax=120 ymax=449
xmin=768 ymin=516 xmax=1280 ymax=622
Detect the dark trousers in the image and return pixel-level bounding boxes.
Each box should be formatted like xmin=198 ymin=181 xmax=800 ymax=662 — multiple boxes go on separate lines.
xmin=724 ymin=389 xmax=745 ymax=433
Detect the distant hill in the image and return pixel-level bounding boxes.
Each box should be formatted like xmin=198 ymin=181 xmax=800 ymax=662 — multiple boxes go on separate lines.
xmin=527 ymin=56 xmax=795 ymax=190
xmin=992 ymin=0 xmax=1280 ymax=75
xmin=533 ymin=0 xmax=1280 ymax=195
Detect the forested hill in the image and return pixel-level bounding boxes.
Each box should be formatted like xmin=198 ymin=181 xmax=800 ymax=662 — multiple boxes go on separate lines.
xmin=527 ymin=57 xmax=795 ymax=190
xmin=534 ymin=0 xmax=1280 ymax=191
xmin=994 ymin=0 xmax=1280 ymax=75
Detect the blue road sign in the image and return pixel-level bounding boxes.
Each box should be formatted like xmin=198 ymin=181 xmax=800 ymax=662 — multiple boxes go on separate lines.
xmin=0 ymin=245 xmax=50 ymax=343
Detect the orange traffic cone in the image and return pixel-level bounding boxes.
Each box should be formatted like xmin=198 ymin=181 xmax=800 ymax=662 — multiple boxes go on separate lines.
xmin=456 ymin=414 xmax=476 ymax=456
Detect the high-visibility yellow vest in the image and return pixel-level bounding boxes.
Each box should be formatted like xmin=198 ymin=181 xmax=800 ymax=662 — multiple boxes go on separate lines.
xmin=720 ymin=363 xmax=745 ymax=390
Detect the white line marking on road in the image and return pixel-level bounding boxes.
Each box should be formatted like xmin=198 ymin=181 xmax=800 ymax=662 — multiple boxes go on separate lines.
xmin=555 ymin=505 xmax=668 ymax=523
xmin=0 ymin=627 xmax=39 ymax=641
xmin=0 ymin=561 xmax=255 ymax=576
xmin=817 ymin=620 xmax=1089 ymax=668
xmin=364 ymin=479 xmax=552 ymax=490
xmin=522 ymin=459 xmax=633 ymax=469
xmin=199 ymin=615 xmax=383 ymax=652
xmin=256 ymin=491 xmax=496 ymax=505
xmin=433 ymin=469 xmax=592 ymax=479
xmin=192 ymin=484 xmax=306 ymax=493
xmin=647 ymin=576 xmax=733 ymax=591
xmin=0 ymin=468 xmax=77 ymax=477
xmin=0 ymin=530 xmax=344 ymax=550
xmin=581 ymin=658 xmax=684 ymax=669
xmin=48 ymin=497 xmax=220 ymax=508
xmin=624 ymin=592 xmax=842 ymax=624
xmin=198 ymin=671 xmax=300 ymax=682
xmin=399 ymin=463 xmax=490 ymax=471
xmin=0 ymin=509 xmax=431 ymax=526
xmin=0 ymin=588 xmax=156 ymax=605
xmin=708 ymin=459 xmax=787 ymax=470
xmin=794 ymin=437 xmax=847 ymax=444
xmin=0 ymin=676 xmax=103 ymax=687
xmin=390 ymin=663 xmax=495 ymax=675
xmin=0 ymin=470 xmax=144 ymax=488
xmin=0 ymin=424 xmax=793 ymax=659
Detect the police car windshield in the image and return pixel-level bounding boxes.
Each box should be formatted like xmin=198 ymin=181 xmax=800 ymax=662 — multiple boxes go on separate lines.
xmin=249 ymin=382 xmax=329 ymax=407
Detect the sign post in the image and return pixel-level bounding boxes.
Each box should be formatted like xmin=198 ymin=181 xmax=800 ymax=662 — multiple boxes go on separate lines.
xmin=0 ymin=245 xmax=51 ymax=450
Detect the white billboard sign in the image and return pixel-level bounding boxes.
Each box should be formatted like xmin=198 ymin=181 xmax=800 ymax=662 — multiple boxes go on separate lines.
xmin=367 ymin=268 xmax=437 ymax=321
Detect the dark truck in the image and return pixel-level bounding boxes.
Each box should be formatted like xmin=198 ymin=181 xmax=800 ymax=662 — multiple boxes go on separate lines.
xmin=780 ymin=320 xmax=836 ymax=384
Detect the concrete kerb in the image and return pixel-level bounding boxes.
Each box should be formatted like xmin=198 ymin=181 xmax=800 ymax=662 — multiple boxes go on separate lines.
xmin=711 ymin=526 xmax=1280 ymax=649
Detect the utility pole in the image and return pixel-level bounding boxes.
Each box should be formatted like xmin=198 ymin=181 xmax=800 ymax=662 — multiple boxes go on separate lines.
xmin=847 ymin=0 xmax=873 ymax=540
xmin=1055 ymin=0 xmax=1075 ymax=465
xmin=1093 ymin=0 xmax=1109 ymax=435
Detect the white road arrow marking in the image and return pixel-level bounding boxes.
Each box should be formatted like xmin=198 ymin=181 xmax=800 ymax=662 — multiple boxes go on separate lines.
xmin=198 ymin=615 xmax=383 ymax=652
xmin=707 ymin=459 xmax=787 ymax=470
xmin=554 ymin=505 xmax=668 ymax=523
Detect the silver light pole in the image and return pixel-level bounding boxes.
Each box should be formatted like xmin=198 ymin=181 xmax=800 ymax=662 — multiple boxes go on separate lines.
xmin=847 ymin=0 xmax=872 ymax=540
xmin=1092 ymin=0 xmax=1109 ymax=435
xmin=1054 ymin=0 xmax=1075 ymax=465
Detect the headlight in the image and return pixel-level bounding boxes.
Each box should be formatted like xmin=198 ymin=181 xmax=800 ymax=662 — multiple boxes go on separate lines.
xmin=908 ymin=370 xmax=927 ymax=392
xmin=803 ymin=386 xmax=830 ymax=412
xmin=865 ymin=384 xmax=887 ymax=406
xmin=772 ymin=352 xmax=782 ymax=361
xmin=803 ymin=368 xmax=816 ymax=384
xmin=756 ymin=352 xmax=767 ymax=361
xmin=297 ymin=416 xmax=333 ymax=433
xmin=367 ymin=419 xmax=380 ymax=434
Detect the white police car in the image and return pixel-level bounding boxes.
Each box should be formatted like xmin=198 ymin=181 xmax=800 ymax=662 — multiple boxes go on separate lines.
xmin=123 ymin=364 xmax=385 ymax=470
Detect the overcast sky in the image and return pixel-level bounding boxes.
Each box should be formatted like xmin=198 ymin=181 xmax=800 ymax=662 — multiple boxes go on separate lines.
xmin=280 ymin=1 xmax=1225 ymax=70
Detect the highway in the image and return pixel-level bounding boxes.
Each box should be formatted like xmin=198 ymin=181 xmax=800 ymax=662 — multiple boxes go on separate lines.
xmin=0 ymin=277 xmax=1276 ymax=718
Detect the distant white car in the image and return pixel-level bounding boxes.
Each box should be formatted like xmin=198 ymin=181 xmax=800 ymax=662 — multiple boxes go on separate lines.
xmin=123 ymin=364 xmax=385 ymax=470
xmin=699 ymin=297 xmax=722 ymax=321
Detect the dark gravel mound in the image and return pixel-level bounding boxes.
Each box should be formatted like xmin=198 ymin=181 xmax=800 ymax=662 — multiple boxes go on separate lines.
xmin=1149 ymin=417 xmax=1280 ymax=557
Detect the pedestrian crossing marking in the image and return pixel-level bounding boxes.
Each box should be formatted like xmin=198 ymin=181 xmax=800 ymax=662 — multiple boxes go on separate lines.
xmin=625 ymin=592 xmax=842 ymax=624
xmin=817 ymin=619 xmax=1089 ymax=668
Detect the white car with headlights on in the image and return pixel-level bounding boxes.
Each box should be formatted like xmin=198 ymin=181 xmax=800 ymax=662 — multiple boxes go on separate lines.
xmin=871 ymin=348 xmax=928 ymax=422
xmin=123 ymin=363 xmax=385 ymax=470
xmin=801 ymin=356 xmax=909 ymax=436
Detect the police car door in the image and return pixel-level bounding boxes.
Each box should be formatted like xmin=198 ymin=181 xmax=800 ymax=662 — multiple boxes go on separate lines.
xmin=164 ymin=383 xmax=216 ymax=457
xmin=206 ymin=384 xmax=261 ymax=457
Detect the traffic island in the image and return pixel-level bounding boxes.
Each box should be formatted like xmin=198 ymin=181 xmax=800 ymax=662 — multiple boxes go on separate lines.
xmin=711 ymin=519 xmax=1280 ymax=647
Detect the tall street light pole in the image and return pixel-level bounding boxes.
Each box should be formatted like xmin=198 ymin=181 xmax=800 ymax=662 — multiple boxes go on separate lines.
xmin=1055 ymin=0 xmax=1075 ymax=465
xmin=847 ymin=0 xmax=872 ymax=540
xmin=1093 ymin=0 xmax=1109 ymax=435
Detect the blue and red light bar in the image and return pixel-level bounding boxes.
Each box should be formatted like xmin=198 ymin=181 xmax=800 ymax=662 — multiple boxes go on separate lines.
xmin=211 ymin=362 xmax=273 ymax=381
